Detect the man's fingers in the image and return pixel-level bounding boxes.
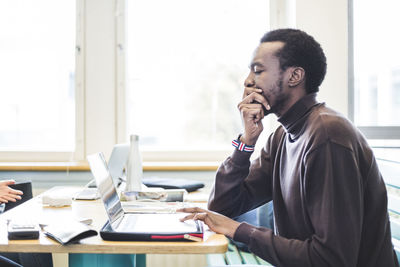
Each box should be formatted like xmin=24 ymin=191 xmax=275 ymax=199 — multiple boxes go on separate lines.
xmin=2 ymin=195 xmax=16 ymax=202
xmin=177 ymin=207 xmax=206 ymax=214
xmin=180 ymin=212 xmax=208 ymax=223
xmin=241 ymin=92 xmax=268 ymax=105
xmin=193 ymin=213 xmax=207 ymax=221
xmin=11 ymin=194 xmax=22 ymax=200
xmin=243 ymin=87 xmax=263 ymax=99
xmin=179 ymin=213 xmax=196 ymax=222
xmin=177 ymin=207 xmax=210 ymax=223
xmin=10 ymin=189 xmax=23 ymax=195
xmin=239 ymin=92 xmax=270 ymax=113
xmin=239 ymin=106 xmax=264 ymax=123
xmin=2 ymin=180 xmax=16 ymax=186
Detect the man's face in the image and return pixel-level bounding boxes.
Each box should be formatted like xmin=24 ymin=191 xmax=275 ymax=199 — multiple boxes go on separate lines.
xmin=245 ymin=41 xmax=291 ymax=116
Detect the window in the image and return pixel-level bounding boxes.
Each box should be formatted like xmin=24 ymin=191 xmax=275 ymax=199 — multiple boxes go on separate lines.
xmin=0 ymin=0 xmax=81 ymax=161
xmin=350 ymin=0 xmax=400 ymax=141
xmin=124 ymin=0 xmax=270 ymax=157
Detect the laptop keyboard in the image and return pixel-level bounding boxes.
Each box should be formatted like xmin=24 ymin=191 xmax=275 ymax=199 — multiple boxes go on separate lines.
xmin=115 ymin=215 xmax=137 ymax=232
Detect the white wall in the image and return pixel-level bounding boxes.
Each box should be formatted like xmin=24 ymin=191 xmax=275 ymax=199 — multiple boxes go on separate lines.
xmin=296 ymin=0 xmax=348 ymax=115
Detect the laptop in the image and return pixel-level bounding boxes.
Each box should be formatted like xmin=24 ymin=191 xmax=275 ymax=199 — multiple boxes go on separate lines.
xmin=87 ymin=152 xmax=204 ymax=241
xmin=107 ymin=143 xmax=130 ymax=185
xmin=74 ymin=143 xmax=130 ymax=200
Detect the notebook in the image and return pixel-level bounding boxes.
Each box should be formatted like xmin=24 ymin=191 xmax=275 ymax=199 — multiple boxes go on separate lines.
xmin=87 ymin=152 xmax=203 ymax=241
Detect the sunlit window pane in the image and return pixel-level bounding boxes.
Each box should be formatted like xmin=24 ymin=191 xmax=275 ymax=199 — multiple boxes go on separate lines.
xmin=353 ymin=0 xmax=400 ymax=126
xmin=126 ymin=0 xmax=269 ymax=150
xmin=0 ymin=0 xmax=76 ymax=151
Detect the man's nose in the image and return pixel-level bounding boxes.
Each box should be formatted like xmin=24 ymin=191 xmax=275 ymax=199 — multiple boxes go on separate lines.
xmin=244 ymin=74 xmax=255 ymax=87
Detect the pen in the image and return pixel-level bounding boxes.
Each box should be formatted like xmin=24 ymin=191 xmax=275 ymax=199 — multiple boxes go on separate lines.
xmin=184 ymin=234 xmax=203 ymax=242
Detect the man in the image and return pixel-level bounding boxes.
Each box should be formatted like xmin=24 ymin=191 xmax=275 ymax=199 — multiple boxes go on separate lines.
xmin=179 ymin=29 xmax=399 ymax=266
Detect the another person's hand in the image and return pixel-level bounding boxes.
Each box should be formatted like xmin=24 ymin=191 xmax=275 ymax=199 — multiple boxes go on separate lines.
xmin=0 ymin=180 xmax=23 ymax=203
xmin=178 ymin=207 xmax=241 ymax=238
xmin=238 ymin=87 xmax=270 ymax=146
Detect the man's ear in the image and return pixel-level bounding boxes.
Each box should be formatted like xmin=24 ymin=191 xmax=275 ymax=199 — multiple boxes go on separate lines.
xmin=288 ymin=67 xmax=305 ymax=87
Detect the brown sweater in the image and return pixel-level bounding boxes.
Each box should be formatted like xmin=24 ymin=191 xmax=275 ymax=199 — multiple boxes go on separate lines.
xmin=208 ymin=94 xmax=398 ymax=267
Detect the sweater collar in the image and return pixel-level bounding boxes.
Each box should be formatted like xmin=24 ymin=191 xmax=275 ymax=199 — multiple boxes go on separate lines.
xmin=277 ymin=93 xmax=319 ymax=139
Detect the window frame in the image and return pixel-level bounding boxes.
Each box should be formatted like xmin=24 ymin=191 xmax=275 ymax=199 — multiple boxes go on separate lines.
xmin=0 ymin=0 xmax=85 ymax=162
xmin=348 ymin=0 xmax=400 ymax=140
xmin=0 ymin=0 xmax=357 ymax=163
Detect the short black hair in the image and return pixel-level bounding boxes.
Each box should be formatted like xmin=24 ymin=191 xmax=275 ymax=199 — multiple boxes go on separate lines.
xmin=260 ymin=29 xmax=327 ymax=94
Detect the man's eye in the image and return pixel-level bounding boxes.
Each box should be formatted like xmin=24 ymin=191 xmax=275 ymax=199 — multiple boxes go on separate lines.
xmin=253 ymin=66 xmax=263 ymax=74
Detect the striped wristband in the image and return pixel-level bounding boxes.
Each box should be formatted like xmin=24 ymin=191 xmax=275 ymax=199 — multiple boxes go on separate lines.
xmin=232 ymin=135 xmax=255 ymax=153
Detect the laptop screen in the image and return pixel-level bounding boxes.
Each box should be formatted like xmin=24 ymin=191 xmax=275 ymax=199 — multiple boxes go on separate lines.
xmin=108 ymin=143 xmax=129 ymax=183
xmin=87 ymin=153 xmax=124 ymax=224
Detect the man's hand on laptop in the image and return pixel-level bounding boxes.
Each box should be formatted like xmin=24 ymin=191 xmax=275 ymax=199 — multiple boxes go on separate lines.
xmin=177 ymin=207 xmax=240 ymax=238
